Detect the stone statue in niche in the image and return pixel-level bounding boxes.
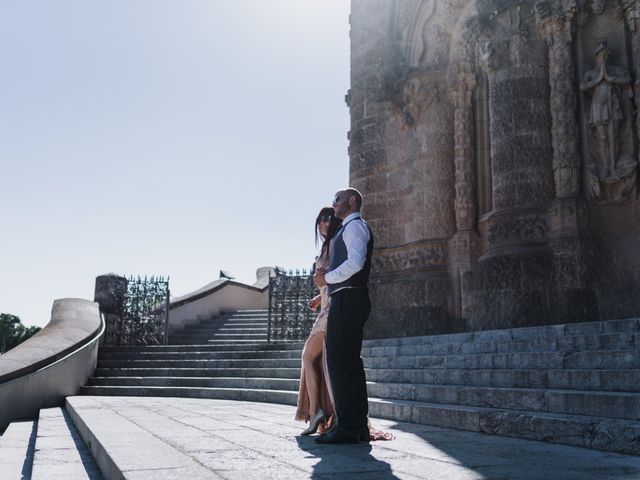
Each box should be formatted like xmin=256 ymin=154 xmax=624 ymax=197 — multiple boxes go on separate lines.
xmin=580 ymin=41 xmax=636 ymax=205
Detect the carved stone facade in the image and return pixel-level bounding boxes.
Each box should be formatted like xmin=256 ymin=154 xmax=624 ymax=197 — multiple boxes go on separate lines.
xmin=350 ymin=0 xmax=639 ymax=338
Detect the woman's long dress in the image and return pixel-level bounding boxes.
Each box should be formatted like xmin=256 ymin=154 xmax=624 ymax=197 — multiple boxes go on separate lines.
xmin=295 ymin=254 xmax=334 ymax=426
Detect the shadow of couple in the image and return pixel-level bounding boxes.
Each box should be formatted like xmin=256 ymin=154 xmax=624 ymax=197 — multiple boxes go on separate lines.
xmin=295 ymin=435 xmax=402 ymax=480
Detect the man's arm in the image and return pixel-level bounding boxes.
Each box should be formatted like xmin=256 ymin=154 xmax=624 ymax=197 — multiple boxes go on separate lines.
xmin=324 ymin=220 xmax=370 ymax=284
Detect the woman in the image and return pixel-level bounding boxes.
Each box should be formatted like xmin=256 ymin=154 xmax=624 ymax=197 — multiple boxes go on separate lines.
xmin=295 ymin=206 xmax=341 ymax=435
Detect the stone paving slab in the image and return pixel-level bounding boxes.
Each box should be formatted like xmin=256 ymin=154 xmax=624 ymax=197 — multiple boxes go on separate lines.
xmin=64 ymin=396 xmax=640 ymax=480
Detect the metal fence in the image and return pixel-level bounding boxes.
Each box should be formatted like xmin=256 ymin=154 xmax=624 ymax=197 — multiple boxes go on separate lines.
xmin=267 ymin=268 xmax=317 ymax=342
xmin=103 ymin=275 xmax=170 ymax=346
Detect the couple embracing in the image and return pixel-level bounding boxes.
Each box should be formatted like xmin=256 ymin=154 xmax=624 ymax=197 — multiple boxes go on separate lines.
xmin=295 ymin=187 xmax=387 ymax=444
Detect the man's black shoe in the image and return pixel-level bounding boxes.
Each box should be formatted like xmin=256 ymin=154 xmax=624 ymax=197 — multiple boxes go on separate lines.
xmin=315 ymin=424 xmax=369 ymax=444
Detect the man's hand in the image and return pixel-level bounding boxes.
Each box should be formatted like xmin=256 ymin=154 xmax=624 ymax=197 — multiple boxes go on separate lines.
xmin=314 ymin=273 xmax=327 ymax=288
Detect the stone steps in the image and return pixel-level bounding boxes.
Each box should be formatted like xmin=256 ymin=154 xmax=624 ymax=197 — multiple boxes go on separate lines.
xmin=366 ymin=383 xmax=640 ymax=420
xmin=362 ymin=332 xmax=636 ymax=356
xmin=367 ymin=398 xmax=640 ymax=456
xmin=167 ymin=339 xmax=271 ymax=345
xmin=87 ymin=376 xmax=299 ymax=390
xmin=363 ymin=318 xmax=640 ymax=347
xmin=99 ymin=349 xmax=640 ymax=370
xmin=0 ymin=419 xmax=37 ymax=479
xmin=169 ymin=309 xmax=270 ymax=345
xmin=83 ymin=313 xmax=640 ymax=455
xmin=183 ymin=327 xmax=268 ymax=334
xmin=171 ymin=333 xmax=268 ymax=340
xmin=80 ymin=385 xmax=298 ymax=404
xmin=65 ymin=396 xmax=215 ymax=478
xmin=102 ymin=343 xmax=304 ymax=353
xmin=363 ymin=350 xmax=640 ymax=370
xmin=365 ymin=367 xmax=640 ymax=392
xmin=98 ymin=349 xmax=303 ymax=360
xmin=0 ymin=408 xmax=104 ymax=479
xmin=94 ymin=367 xmax=301 ymax=378
xmin=31 ymin=407 xmax=102 ymax=479
xmin=97 ymin=358 xmax=301 ymax=369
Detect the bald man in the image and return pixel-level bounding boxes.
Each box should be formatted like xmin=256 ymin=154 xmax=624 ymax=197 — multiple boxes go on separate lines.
xmin=313 ymin=187 xmax=373 ymax=444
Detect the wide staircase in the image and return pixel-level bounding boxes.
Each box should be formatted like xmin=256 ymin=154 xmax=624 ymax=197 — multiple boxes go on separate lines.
xmin=80 ymin=311 xmax=640 ymax=456
xmin=167 ymin=309 xmax=270 ymax=345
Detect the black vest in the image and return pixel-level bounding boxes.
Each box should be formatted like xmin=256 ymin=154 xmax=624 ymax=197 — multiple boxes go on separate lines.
xmin=327 ymin=217 xmax=374 ymax=295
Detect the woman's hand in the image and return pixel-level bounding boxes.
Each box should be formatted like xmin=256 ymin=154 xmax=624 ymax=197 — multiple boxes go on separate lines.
xmin=308 ymin=294 xmax=321 ymax=311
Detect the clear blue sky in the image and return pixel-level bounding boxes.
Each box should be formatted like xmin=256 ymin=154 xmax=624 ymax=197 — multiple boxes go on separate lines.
xmin=0 ymin=0 xmax=350 ymax=327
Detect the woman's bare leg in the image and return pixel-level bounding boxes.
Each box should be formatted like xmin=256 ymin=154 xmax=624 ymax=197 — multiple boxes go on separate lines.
xmin=302 ymin=333 xmax=324 ymax=416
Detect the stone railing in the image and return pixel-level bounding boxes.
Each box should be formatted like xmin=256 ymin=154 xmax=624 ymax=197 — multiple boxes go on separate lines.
xmin=0 ymin=298 xmax=104 ymax=432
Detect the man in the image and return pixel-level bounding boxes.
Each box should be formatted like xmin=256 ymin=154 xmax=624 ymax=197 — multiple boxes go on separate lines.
xmin=313 ymin=187 xmax=374 ymax=444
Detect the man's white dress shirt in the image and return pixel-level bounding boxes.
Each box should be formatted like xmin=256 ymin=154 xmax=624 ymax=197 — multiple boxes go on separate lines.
xmin=325 ymin=212 xmax=371 ymax=285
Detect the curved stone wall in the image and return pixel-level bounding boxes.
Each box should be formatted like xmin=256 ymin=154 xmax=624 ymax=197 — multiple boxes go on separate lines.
xmin=0 ymin=298 xmax=103 ymax=431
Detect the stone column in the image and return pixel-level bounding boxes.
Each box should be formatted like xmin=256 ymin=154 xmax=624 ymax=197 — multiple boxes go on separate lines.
xmin=534 ymin=1 xmax=598 ymax=322
xmin=536 ymin=1 xmax=581 ymax=198
xmin=471 ymin=5 xmax=556 ymax=330
xmin=448 ymin=32 xmax=480 ymax=320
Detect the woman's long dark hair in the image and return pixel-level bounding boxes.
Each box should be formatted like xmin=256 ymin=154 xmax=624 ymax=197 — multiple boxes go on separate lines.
xmin=315 ymin=206 xmax=342 ymax=260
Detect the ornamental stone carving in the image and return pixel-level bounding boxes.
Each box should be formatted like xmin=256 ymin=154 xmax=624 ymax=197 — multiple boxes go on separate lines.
xmin=487 ymin=211 xmax=549 ymax=246
xmin=372 ymin=240 xmax=448 ymax=273
xmin=350 ymin=0 xmax=640 ymax=337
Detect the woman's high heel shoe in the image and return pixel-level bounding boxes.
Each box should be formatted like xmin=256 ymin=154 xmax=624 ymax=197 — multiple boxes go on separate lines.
xmin=301 ymin=409 xmax=327 ymax=436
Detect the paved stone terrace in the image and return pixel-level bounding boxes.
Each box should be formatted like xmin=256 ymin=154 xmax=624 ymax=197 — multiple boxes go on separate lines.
xmin=63 ymin=396 xmax=640 ymax=479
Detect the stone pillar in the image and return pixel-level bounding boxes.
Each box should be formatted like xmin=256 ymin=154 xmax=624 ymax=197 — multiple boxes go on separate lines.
xmin=448 ymin=32 xmax=480 ymax=320
xmin=471 ymin=4 xmax=556 ymax=330
xmin=535 ymin=1 xmax=599 ymax=323
xmin=94 ymin=273 xmax=127 ymax=345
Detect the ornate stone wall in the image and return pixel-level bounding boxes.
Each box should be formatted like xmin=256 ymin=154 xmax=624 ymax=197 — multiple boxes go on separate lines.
xmin=350 ymin=0 xmax=640 ymax=338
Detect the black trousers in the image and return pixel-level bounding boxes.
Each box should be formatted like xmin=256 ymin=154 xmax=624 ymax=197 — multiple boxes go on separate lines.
xmin=325 ymin=288 xmax=371 ymax=430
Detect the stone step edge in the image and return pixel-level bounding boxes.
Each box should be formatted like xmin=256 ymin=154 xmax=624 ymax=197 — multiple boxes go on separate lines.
xmin=64 ymin=397 xmax=212 ymax=479
xmin=89 ymin=366 xmax=639 ymax=389
xmin=368 ymin=398 xmax=640 ymax=456
xmin=75 ymin=388 xmax=640 ymax=455
xmin=83 ymin=378 xmax=640 ymax=419
xmin=98 ymin=349 xmax=639 ymax=364
xmin=89 ymin=375 xmax=298 ymax=382
xmin=94 ymin=367 xmax=300 ymax=373
xmin=101 ymin=331 xmax=637 ymax=355
xmin=362 ymin=318 xmax=640 ymax=349
xmin=79 ymin=386 xmax=298 ymax=407
xmin=102 ymin=342 xmax=304 ymax=350
xmin=87 ymin=376 xmax=639 ymax=398
xmin=97 ymin=351 xmax=303 ymax=359
xmin=100 ymin=347 xmax=302 ymax=352
xmin=32 ymin=407 xmax=100 ymax=479
xmin=0 ymin=419 xmax=37 ymax=480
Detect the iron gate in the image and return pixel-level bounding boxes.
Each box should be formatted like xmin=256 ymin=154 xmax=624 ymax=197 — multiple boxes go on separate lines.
xmin=267 ymin=268 xmax=317 ymax=342
xmin=103 ymin=275 xmax=170 ymax=346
